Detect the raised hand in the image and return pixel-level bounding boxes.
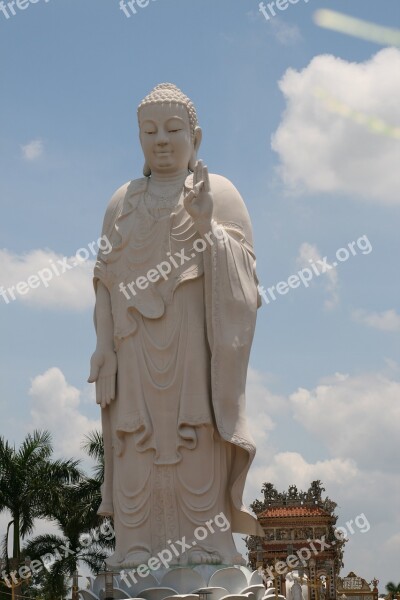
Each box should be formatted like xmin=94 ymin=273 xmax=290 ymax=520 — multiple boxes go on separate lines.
xmin=183 ymin=160 xmax=213 ymax=229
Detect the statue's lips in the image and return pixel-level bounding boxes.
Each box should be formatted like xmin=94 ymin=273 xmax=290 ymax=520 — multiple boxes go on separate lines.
xmin=155 ymin=151 xmax=172 ymax=156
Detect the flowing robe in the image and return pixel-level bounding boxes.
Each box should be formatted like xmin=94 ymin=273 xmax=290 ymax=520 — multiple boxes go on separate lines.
xmin=94 ymin=173 xmax=264 ymax=567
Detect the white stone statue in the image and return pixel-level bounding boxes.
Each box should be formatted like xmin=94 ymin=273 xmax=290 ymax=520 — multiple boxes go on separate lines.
xmin=290 ymin=580 xmax=305 ymax=600
xmin=88 ymin=83 xmax=263 ymax=570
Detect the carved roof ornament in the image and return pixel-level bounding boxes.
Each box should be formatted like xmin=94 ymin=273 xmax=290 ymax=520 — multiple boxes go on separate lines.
xmin=250 ymin=480 xmax=337 ymax=515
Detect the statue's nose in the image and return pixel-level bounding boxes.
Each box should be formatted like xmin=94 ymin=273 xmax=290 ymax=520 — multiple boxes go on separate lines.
xmin=156 ymin=132 xmax=168 ymax=145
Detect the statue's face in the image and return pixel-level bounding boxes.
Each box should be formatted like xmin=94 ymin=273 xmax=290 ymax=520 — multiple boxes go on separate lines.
xmin=139 ymin=103 xmax=193 ymax=175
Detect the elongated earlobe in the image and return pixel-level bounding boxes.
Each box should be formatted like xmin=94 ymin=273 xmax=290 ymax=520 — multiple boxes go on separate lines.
xmin=143 ymin=162 xmax=151 ymax=177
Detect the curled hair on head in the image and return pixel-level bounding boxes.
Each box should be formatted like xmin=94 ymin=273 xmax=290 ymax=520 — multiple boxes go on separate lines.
xmin=137 ymin=83 xmax=199 ymax=139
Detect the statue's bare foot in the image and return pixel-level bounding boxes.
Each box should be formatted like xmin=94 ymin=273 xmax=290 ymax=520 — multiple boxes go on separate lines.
xmin=122 ymin=551 xmax=152 ymax=567
xmin=106 ymin=552 xmax=125 ymax=568
xmin=188 ymin=549 xmax=221 ymax=564
xmin=107 ymin=550 xmax=151 ymax=568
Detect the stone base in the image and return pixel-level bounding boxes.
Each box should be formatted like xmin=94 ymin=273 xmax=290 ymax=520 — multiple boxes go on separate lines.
xmin=82 ymin=565 xmax=265 ymax=600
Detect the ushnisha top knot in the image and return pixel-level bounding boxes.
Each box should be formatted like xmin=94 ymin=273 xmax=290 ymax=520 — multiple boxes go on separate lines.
xmin=137 ymin=83 xmax=199 ymax=138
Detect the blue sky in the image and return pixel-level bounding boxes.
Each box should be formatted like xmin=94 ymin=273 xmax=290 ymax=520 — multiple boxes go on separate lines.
xmin=1 ymin=0 xmax=399 ymax=590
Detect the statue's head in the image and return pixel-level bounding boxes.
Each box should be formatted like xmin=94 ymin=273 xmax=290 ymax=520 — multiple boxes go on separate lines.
xmin=137 ymin=83 xmax=202 ymax=177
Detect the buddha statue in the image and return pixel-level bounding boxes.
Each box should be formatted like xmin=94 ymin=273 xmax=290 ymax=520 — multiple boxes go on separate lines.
xmin=88 ymin=83 xmax=263 ymax=569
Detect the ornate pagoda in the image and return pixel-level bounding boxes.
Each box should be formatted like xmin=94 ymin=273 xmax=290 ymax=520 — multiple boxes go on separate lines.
xmin=337 ymin=572 xmax=379 ymax=600
xmin=246 ymin=481 xmax=346 ymax=600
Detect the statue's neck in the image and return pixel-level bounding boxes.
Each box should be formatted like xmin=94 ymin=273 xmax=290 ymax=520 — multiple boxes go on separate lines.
xmin=149 ymin=169 xmax=189 ymax=186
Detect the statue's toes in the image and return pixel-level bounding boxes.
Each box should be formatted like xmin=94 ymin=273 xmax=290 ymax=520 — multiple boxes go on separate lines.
xmin=123 ymin=550 xmax=152 ymax=567
xmin=211 ymin=551 xmax=221 ymax=564
xmin=189 ymin=549 xmax=221 ymax=564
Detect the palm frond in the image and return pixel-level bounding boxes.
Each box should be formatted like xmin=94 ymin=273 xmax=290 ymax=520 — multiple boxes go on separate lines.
xmin=24 ymin=533 xmax=66 ymax=558
xmin=82 ymin=431 xmax=104 ymax=481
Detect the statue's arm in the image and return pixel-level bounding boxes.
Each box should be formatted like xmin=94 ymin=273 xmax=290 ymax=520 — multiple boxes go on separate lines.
xmin=88 ymin=184 xmax=128 ymax=407
xmin=94 ymin=281 xmax=114 ymax=349
xmin=208 ymin=178 xmax=260 ymax=310
xmin=88 ymin=282 xmax=118 ymax=408
xmin=207 ymin=174 xmax=255 ymax=249
xmin=185 ymin=166 xmax=260 ymax=354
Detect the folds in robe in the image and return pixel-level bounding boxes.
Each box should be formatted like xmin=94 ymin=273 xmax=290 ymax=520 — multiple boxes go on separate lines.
xmin=93 ymin=173 xmax=264 ymax=538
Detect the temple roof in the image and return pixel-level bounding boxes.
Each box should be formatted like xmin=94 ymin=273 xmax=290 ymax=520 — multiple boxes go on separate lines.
xmin=258 ymin=505 xmax=330 ymax=518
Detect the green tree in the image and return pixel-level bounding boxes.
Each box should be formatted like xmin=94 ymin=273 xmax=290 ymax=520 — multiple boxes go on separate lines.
xmin=29 ymin=566 xmax=70 ymax=600
xmin=386 ymin=582 xmax=400 ymax=600
xmin=24 ymin=482 xmax=112 ymax=579
xmin=0 ymin=430 xmax=80 ymax=564
xmin=79 ymin=429 xmax=104 ymax=519
xmin=23 ymin=430 xmax=113 ymax=599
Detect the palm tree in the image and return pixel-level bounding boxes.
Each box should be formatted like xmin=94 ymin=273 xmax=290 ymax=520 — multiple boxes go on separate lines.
xmin=30 ymin=567 xmax=70 ymax=600
xmin=23 ymin=430 xmax=113 ymax=598
xmin=386 ymin=583 xmax=400 ymax=600
xmin=79 ymin=429 xmax=104 ymax=520
xmin=24 ymin=480 xmax=111 ymax=576
xmin=0 ymin=430 xmax=81 ymax=564
xmin=81 ymin=430 xmax=104 ymax=483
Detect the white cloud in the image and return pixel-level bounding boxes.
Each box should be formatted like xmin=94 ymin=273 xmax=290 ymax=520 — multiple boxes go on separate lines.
xmin=290 ymin=370 xmax=400 ymax=471
xmin=246 ymin=8 xmax=302 ymax=44
xmin=21 ymin=139 xmax=44 ymax=161
xmin=296 ymin=242 xmax=339 ymax=309
xmin=383 ymin=531 xmax=400 ymax=555
xmin=28 ymin=367 xmax=100 ymax=460
xmin=0 ymin=248 xmax=95 ymax=311
xmin=246 ymin=367 xmax=288 ymax=446
xmin=272 ymin=48 xmax=400 ymax=205
xmin=248 ymin=451 xmax=358 ymax=492
xmin=269 ymin=19 xmax=303 ymax=45
xmin=352 ymin=308 xmax=400 ymax=332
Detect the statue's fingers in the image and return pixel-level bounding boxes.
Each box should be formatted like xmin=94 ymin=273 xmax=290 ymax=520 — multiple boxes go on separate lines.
xmin=195 ymin=160 xmax=203 ymax=188
xmin=202 ymin=165 xmax=211 ymax=193
xmin=96 ymin=378 xmax=103 ymax=408
xmin=109 ymin=375 xmax=116 ymax=402
xmin=193 ymin=161 xmax=199 ymax=187
xmin=88 ymin=361 xmax=100 ymax=383
xmin=104 ymin=378 xmax=111 ymax=406
xmin=95 ymin=381 xmax=102 ymax=405
xmin=100 ymin=378 xmax=108 ymax=409
xmin=193 ymin=182 xmax=204 ymax=197
xmin=183 ymin=190 xmax=196 ymax=208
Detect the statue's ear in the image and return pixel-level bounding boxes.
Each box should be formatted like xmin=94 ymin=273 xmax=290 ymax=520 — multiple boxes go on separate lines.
xmin=143 ymin=161 xmax=151 ymax=177
xmin=189 ymin=127 xmax=202 ymax=172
